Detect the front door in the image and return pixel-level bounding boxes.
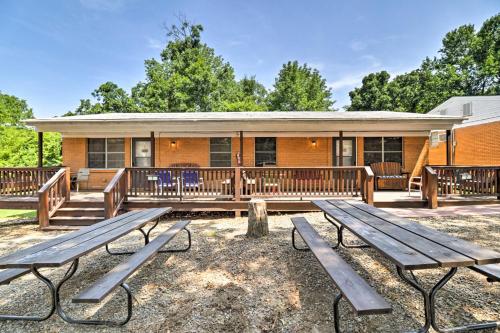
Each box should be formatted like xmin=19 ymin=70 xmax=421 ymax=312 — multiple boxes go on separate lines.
xmin=132 ymin=138 xmax=152 ymax=167
xmin=333 ymin=137 xmax=356 ymax=166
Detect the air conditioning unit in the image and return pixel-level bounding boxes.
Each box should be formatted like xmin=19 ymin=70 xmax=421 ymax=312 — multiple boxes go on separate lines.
xmin=462 ymin=102 xmax=472 ymax=116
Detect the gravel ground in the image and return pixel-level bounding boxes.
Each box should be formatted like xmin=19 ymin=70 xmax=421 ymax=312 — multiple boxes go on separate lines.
xmin=0 ymin=212 xmax=498 ymax=333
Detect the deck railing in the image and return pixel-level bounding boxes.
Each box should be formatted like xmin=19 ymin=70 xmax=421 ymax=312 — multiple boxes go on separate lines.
xmin=423 ymin=165 xmax=500 ymax=208
xmin=38 ymin=167 xmax=70 ymax=228
xmin=239 ymin=166 xmax=371 ymax=199
xmin=127 ymin=167 xmax=236 ymax=199
xmin=123 ymin=166 xmax=374 ymax=204
xmin=0 ymin=167 xmax=60 ymax=196
xmin=104 ymin=168 xmax=128 ymax=219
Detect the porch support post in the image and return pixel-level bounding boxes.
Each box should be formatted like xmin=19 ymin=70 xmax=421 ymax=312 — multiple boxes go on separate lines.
xmin=239 ymin=131 xmax=244 ymax=166
xmin=446 ymin=129 xmax=451 ymax=166
xmin=338 ymin=131 xmax=344 ymax=166
xmin=150 ymin=131 xmax=156 ymax=167
xmin=37 ymin=132 xmax=43 ymax=168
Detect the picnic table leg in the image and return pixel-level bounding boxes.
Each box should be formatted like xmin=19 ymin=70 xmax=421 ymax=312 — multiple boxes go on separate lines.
xmin=105 ymin=219 xmax=159 ymax=255
xmin=0 ymin=268 xmax=56 ymax=322
xmin=292 ymin=224 xmax=340 ymax=251
xmin=158 ymin=227 xmax=192 ymax=253
xmin=323 ymin=213 xmax=370 ymax=249
xmin=55 ymin=259 xmax=133 ymax=326
xmin=428 ymin=268 xmax=499 ymax=333
xmin=397 ymin=267 xmax=499 ymax=333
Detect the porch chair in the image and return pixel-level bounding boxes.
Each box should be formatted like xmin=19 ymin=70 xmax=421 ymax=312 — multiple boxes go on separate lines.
xmin=370 ymin=162 xmax=406 ymax=190
xmin=72 ymin=168 xmax=90 ymax=192
xmin=169 ymin=163 xmax=203 ymax=189
xmin=156 ymin=170 xmax=178 ymax=190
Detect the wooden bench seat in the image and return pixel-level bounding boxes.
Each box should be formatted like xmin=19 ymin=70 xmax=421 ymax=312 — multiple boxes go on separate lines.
xmin=470 ymin=264 xmax=500 ymax=282
xmin=291 ymin=217 xmax=391 ymax=333
xmin=73 ymin=220 xmax=190 ymax=305
xmin=0 ymin=268 xmax=30 ymax=285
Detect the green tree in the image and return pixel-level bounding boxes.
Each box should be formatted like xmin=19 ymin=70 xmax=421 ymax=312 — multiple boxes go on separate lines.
xmin=222 ymin=75 xmax=268 ymax=111
xmin=347 ymin=13 xmax=500 ymax=112
xmin=0 ymin=92 xmax=34 ymax=126
xmin=0 ymin=93 xmax=61 ymax=167
xmin=67 ymin=82 xmax=135 ymax=116
xmin=132 ymin=20 xmax=239 ymax=112
xmin=267 ymin=61 xmax=334 ymax=111
xmin=348 ymin=71 xmax=393 ymax=110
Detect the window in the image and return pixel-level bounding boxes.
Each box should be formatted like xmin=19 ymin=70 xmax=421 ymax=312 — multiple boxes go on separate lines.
xmin=210 ymin=138 xmax=232 ymax=167
xmin=364 ymin=137 xmax=402 ymax=166
xmin=88 ymin=138 xmax=125 ymax=168
xmin=255 ymin=137 xmax=276 ymax=166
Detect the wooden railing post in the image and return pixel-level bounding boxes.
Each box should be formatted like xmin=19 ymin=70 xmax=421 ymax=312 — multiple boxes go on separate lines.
xmin=234 ymin=167 xmax=241 ymax=217
xmin=104 ymin=168 xmax=126 ymax=219
xmin=38 ymin=190 xmax=49 ymax=229
xmin=497 ymin=169 xmax=500 ymax=200
xmin=363 ymin=167 xmax=374 ymax=205
xmin=426 ymin=166 xmax=438 ymax=209
xmin=64 ymin=166 xmax=71 ymax=202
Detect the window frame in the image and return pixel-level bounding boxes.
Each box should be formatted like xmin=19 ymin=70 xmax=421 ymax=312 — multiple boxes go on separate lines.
xmin=254 ymin=137 xmax=277 ymax=167
xmin=363 ymin=137 xmax=403 ymax=166
xmin=87 ymin=138 xmax=125 ymax=169
xmin=209 ymin=137 xmax=232 ymax=167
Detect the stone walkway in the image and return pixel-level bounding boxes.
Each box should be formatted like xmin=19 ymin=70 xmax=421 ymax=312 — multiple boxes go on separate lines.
xmin=383 ymin=204 xmax=500 ymax=217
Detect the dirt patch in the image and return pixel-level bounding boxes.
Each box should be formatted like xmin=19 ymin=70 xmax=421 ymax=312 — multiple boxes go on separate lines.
xmin=0 ymin=212 xmax=497 ymax=332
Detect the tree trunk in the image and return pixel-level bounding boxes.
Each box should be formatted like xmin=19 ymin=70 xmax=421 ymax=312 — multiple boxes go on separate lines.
xmin=246 ymin=199 xmax=269 ymax=238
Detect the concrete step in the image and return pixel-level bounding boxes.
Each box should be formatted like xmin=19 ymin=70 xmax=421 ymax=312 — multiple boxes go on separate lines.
xmin=54 ymin=207 xmax=104 ymax=217
xmin=49 ymin=216 xmax=105 ymax=226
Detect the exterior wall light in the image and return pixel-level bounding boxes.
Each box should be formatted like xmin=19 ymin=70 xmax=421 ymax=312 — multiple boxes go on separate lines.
xmin=170 ymin=140 xmax=177 ymax=148
xmin=311 ymin=139 xmax=317 ymax=147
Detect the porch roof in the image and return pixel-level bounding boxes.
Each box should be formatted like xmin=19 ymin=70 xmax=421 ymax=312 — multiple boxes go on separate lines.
xmin=25 ymin=111 xmax=464 ymax=137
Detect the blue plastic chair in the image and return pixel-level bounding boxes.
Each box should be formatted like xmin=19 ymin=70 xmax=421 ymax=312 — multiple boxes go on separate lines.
xmin=157 ymin=170 xmax=176 ymax=189
xmin=181 ymin=170 xmax=201 ymax=188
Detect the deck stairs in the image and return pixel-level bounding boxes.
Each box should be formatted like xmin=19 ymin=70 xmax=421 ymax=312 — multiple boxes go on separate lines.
xmin=48 ymin=201 xmax=105 ymax=228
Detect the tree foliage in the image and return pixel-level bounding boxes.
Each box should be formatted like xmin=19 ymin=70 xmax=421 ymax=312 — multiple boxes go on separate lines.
xmin=0 ymin=92 xmax=34 ymax=126
xmin=71 ymin=19 xmax=334 ymax=114
xmin=348 ymin=13 xmax=499 ymax=112
xmin=0 ymin=93 xmax=61 ymax=167
xmin=267 ymin=61 xmax=334 ymax=111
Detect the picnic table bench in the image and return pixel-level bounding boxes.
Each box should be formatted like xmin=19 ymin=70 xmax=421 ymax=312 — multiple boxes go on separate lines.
xmin=0 ymin=208 xmax=192 ymax=326
xmin=291 ymin=217 xmax=391 ymax=333
xmin=312 ymin=199 xmax=500 ymax=333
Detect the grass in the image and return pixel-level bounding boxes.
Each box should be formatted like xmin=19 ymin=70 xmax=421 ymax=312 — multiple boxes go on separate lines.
xmin=0 ymin=209 xmax=36 ymax=220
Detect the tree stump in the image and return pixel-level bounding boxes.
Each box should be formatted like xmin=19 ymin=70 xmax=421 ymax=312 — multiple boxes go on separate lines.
xmin=246 ymin=199 xmax=269 ymax=238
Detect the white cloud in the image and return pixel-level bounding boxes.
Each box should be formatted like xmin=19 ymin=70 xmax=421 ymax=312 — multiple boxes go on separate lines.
xmin=349 ymin=40 xmax=367 ymax=51
xmin=147 ymin=37 xmax=163 ymax=50
xmin=359 ymin=55 xmax=381 ymax=68
xmin=79 ymin=0 xmax=127 ymax=11
xmin=328 ymin=72 xmax=367 ymax=90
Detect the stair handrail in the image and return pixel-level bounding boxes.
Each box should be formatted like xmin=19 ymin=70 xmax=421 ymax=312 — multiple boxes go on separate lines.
xmin=38 ymin=167 xmax=71 ymax=229
xmin=104 ymin=168 xmax=127 ymax=219
xmin=362 ymin=166 xmax=374 ymax=204
xmin=422 ymin=166 xmax=438 ymax=209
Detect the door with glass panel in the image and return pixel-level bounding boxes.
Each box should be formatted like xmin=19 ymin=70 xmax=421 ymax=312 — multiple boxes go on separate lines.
xmin=132 ymin=138 xmax=152 ymax=167
xmin=333 ymin=137 xmax=356 ymax=166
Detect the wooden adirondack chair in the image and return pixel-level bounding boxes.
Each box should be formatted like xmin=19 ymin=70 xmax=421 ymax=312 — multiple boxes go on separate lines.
xmin=370 ymin=162 xmax=406 ymax=190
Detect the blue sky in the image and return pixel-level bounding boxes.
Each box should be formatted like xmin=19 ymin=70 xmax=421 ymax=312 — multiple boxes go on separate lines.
xmin=1 ymin=0 xmax=498 ymax=117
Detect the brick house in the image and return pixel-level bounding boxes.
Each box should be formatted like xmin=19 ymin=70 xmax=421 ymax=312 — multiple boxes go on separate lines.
xmin=26 ymin=111 xmax=463 ymax=191
xmin=428 ymin=96 xmax=500 ymax=166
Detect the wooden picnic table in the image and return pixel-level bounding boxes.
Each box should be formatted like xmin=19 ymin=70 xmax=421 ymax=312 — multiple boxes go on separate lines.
xmin=0 ymin=207 xmax=171 ymax=323
xmin=312 ymin=199 xmax=500 ymax=333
